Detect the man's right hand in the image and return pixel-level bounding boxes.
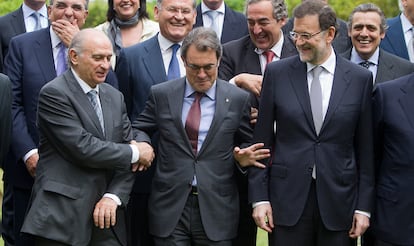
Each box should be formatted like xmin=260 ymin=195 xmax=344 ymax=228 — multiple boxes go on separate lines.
xmin=234 ymin=73 xmax=263 ymax=97
xmin=252 ymin=203 xmax=274 ymax=233
xmin=25 ymin=153 xmax=39 ymax=177
xmin=130 ymin=141 xmax=155 ymax=172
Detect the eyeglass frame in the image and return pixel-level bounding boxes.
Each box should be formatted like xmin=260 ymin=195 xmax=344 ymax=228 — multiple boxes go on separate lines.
xmin=289 ymin=30 xmax=325 ymax=41
xmin=184 ymin=60 xmax=218 ymax=73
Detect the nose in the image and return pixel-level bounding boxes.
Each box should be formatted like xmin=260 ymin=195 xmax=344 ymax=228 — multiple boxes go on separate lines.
xmin=252 ymin=23 xmax=262 ymax=35
xmin=196 ymin=68 xmax=208 ymax=78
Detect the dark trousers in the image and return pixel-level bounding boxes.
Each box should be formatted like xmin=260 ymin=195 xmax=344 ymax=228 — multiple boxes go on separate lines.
xmin=2 ymin=181 xmax=14 ymax=246
xmin=35 ymin=237 xmax=69 ymax=246
xmin=13 ymin=186 xmax=34 ymax=246
xmin=127 ymin=193 xmax=154 ymax=246
xmin=153 ymin=193 xmax=231 ymax=246
xmin=374 ymin=239 xmax=413 ymax=246
xmin=269 ymin=180 xmax=356 ymax=246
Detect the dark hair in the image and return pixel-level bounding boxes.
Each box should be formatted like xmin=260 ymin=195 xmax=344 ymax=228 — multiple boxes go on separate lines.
xmin=293 ymin=0 xmax=337 ymax=35
xmin=245 ymin=0 xmax=288 ymax=21
xmin=347 ymin=3 xmax=387 ymax=34
xmin=181 ymin=27 xmax=222 ymax=60
xmin=106 ymin=0 xmax=149 ymax=21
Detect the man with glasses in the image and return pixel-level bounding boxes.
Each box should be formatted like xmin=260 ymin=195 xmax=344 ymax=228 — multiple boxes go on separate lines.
xmin=249 ymin=1 xmax=375 ymax=245
xmin=132 ymin=27 xmax=269 ymax=246
xmin=115 ymin=0 xmax=196 ymax=245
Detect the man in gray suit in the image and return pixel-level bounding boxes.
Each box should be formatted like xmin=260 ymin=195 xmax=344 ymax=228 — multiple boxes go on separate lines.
xmin=342 ymin=3 xmax=414 ymax=85
xmin=21 ymin=29 xmax=154 ymax=246
xmin=133 ymin=27 xmax=269 ymax=246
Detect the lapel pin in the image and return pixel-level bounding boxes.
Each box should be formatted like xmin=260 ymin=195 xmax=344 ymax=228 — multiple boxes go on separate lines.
xmin=225 ymin=98 xmax=229 ymax=103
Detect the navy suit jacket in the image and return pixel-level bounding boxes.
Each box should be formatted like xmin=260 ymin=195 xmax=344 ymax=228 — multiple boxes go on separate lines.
xmin=249 ymin=55 xmax=375 ymax=231
xmin=115 ymin=34 xmax=165 ymax=193
xmin=380 ymin=15 xmax=410 ymax=61
xmin=341 ymin=48 xmax=414 ymax=84
xmin=3 ymin=28 xmax=118 ymax=189
xmin=0 ymin=73 xmax=12 ymax=166
xmin=372 ymin=74 xmax=414 ymax=245
xmin=133 ymin=78 xmax=253 ymax=241
xmin=219 ymin=34 xmax=298 ymax=81
xmin=194 ymin=4 xmax=248 ymax=44
xmin=0 ymin=6 xmax=26 ymax=72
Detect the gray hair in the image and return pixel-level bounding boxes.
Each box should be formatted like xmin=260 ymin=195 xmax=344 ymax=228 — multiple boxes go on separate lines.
xmin=245 ymin=0 xmax=288 ymax=21
xmin=181 ymin=27 xmax=222 ymax=60
xmin=347 ymin=3 xmax=387 ymax=34
xmin=49 ymin=0 xmax=89 ymax=10
xmin=156 ymin=0 xmax=196 ymax=10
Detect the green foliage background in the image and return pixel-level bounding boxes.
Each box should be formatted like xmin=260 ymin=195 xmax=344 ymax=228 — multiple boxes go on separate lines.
xmin=0 ymin=0 xmax=401 ymax=28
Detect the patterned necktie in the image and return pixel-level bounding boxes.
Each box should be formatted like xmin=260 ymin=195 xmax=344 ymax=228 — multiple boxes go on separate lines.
xmin=359 ymin=60 xmax=371 ymax=69
xmin=167 ymin=44 xmax=180 ymax=80
xmin=206 ymin=10 xmax=219 ymax=35
xmin=87 ymin=90 xmax=105 ymax=134
xmin=185 ymin=92 xmax=204 ymax=155
xmin=263 ymin=50 xmax=275 ymax=65
xmin=56 ymin=43 xmax=67 ymax=76
xmin=310 ymin=66 xmax=324 ymax=135
xmin=32 ymin=12 xmax=41 ymax=31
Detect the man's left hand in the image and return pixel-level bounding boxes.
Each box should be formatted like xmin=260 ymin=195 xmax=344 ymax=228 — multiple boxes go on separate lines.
xmin=349 ymin=213 xmax=370 ymax=238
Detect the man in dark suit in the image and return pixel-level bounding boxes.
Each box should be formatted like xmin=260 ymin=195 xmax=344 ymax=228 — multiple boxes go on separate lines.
xmin=21 ymin=28 xmax=154 ymax=246
xmin=115 ymin=0 xmax=196 ymax=245
xmin=218 ymin=1 xmax=296 ymax=244
xmin=132 ymin=27 xmax=268 ymax=246
xmin=371 ymin=73 xmax=414 ymax=246
xmin=249 ymin=1 xmax=375 ymax=246
xmin=282 ymin=0 xmax=352 ymax=54
xmin=219 ymin=0 xmax=297 ymax=98
xmin=0 ymin=73 xmax=11 ymax=165
xmin=2 ymin=0 xmax=118 ymax=245
xmin=380 ymin=0 xmax=414 ymax=62
xmin=193 ymin=0 xmax=248 ymax=44
xmin=342 ymin=3 xmax=414 ymax=85
xmin=0 ymin=1 xmax=47 ymax=244
xmin=0 ymin=0 xmax=48 ymax=72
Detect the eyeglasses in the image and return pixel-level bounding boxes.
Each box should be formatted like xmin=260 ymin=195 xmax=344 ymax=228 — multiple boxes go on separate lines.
xmin=289 ymin=30 xmax=324 ymax=41
xmin=163 ymin=6 xmax=194 ymax=16
xmin=185 ymin=61 xmax=218 ymax=73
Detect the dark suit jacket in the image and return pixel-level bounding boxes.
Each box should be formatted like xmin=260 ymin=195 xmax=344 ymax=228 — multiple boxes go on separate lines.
xmin=249 ymin=55 xmax=375 ymax=231
xmin=3 ymin=28 xmax=118 ymax=189
xmin=0 ymin=73 xmax=12 ymax=165
xmin=21 ymin=70 xmax=134 ymax=246
xmin=380 ymin=15 xmax=410 ymax=61
xmin=218 ymin=34 xmax=298 ymax=81
xmin=341 ymin=48 xmax=414 ymax=84
xmin=282 ymin=17 xmax=352 ymax=54
xmin=194 ymin=4 xmax=248 ymax=44
xmin=0 ymin=6 xmax=26 ymax=72
xmin=372 ymin=74 xmax=414 ymax=245
xmin=133 ymin=78 xmax=253 ymax=241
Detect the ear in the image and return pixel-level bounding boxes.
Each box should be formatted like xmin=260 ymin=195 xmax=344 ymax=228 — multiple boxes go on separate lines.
xmin=154 ymin=5 xmax=159 ymax=21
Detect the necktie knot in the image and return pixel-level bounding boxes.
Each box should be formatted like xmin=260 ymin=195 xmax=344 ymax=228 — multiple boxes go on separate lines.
xmin=263 ymin=50 xmax=275 ymax=65
xmin=359 ymin=60 xmax=371 ymax=69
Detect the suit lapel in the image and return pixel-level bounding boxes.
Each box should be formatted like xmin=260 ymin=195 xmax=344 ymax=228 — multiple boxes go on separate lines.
xmin=34 ymin=29 xmax=56 ymax=81
xmin=11 ymin=7 xmax=26 ymax=33
xmin=143 ymin=36 xmax=168 ymax=84
xmin=399 ymin=76 xmax=414 ymax=129
xmin=245 ymin=40 xmax=262 ymax=75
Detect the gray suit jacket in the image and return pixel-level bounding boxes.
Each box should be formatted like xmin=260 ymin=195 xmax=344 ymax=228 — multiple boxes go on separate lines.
xmin=133 ymin=78 xmax=253 ymax=241
xmin=21 ymin=70 xmax=134 ymax=246
xmin=0 ymin=6 xmax=26 ymax=72
xmin=341 ymin=48 xmax=414 ymax=84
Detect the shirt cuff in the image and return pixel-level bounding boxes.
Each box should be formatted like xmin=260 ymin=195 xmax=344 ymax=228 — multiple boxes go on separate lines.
xmin=229 ymin=77 xmax=236 ymax=85
xmin=355 ymin=210 xmax=371 ymax=218
xmin=130 ymin=144 xmax=139 ymax=163
xmin=23 ymin=149 xmax=38 ymax=163
xmin=103 ymin=193 xmax=122 ymax=206
xmin=252 ymin=201 xmax=270 ymax=208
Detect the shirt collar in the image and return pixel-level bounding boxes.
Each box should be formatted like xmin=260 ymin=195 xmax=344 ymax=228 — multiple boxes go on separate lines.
xmin=184 ymin=79 xmax=216 ymax=100
xmin=201 ymin=1 xmax=225 ymax=15
xmin=255 ymin=31 xmax=285 ymax=58
xmin=71 ymin=68 xmax=100 ymax=94
xmin=400 ymin=13 xmax=413 ymax=34
xmin=158 ymin=33 xmax=183 ymax=52
xmin=307 ymin=47 xmax=336 ymax=74
xmin=22 ymin=3 xmax=47 ymax=19
xmin=350 ymin=47 xmax=379 ymax=65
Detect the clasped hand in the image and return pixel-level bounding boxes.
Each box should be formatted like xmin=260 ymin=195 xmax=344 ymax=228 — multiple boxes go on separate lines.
xmin=130 ymin=140 xmax=155 ymax=172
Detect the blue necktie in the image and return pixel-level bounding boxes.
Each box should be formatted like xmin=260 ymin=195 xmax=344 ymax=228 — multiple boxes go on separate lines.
xmin=32 ymin=12 xmax=42 ymax=31
xmin=206 ymin=10 xmax=219 ymax=35
xmin=87 ymin=90 xmax=105 ymax=134
xmin=167 ymin=44 xmax=180 ymax=80
xmin=56 ymin=43 xmax=67 ymax=76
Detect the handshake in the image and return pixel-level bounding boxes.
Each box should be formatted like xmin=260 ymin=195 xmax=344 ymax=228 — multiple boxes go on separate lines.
xmin=130 ymin=140 xmax=155 ymax=172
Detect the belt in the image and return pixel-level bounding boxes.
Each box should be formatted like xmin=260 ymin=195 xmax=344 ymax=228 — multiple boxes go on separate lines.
xmin=191 ymin=186 xmax=198 ymax=195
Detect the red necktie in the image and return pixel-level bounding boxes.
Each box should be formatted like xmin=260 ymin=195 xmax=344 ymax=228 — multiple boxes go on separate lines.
xmin=263 ymin=50 xmax=275 ymax=65
xmin=185 ymin=92 xmax=203 ymax=154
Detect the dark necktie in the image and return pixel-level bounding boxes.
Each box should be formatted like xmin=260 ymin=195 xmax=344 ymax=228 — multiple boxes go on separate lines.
xmin=310 ymin=66 xmax=323 ymax=135
xmin=359 ymin=60 xmax=371 ymax=69
xmin=56 ymin=43 xmax=67 ymax=76
xmin=167 ymin=44 xmax=180 ymax=80
xmin=87 ymin=90 xmax=105 ymax=134
xmin=263 ymin=50 xmax=275 ymax=65
xmin=185 ymin=92 xmax=203 ymax=154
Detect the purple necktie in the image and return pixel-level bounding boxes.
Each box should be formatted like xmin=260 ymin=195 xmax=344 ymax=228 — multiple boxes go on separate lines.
xmin=185 ymin=92 xmax=203 ymax=154
xmin=56 ymin=43 xmax=67 ymax=76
